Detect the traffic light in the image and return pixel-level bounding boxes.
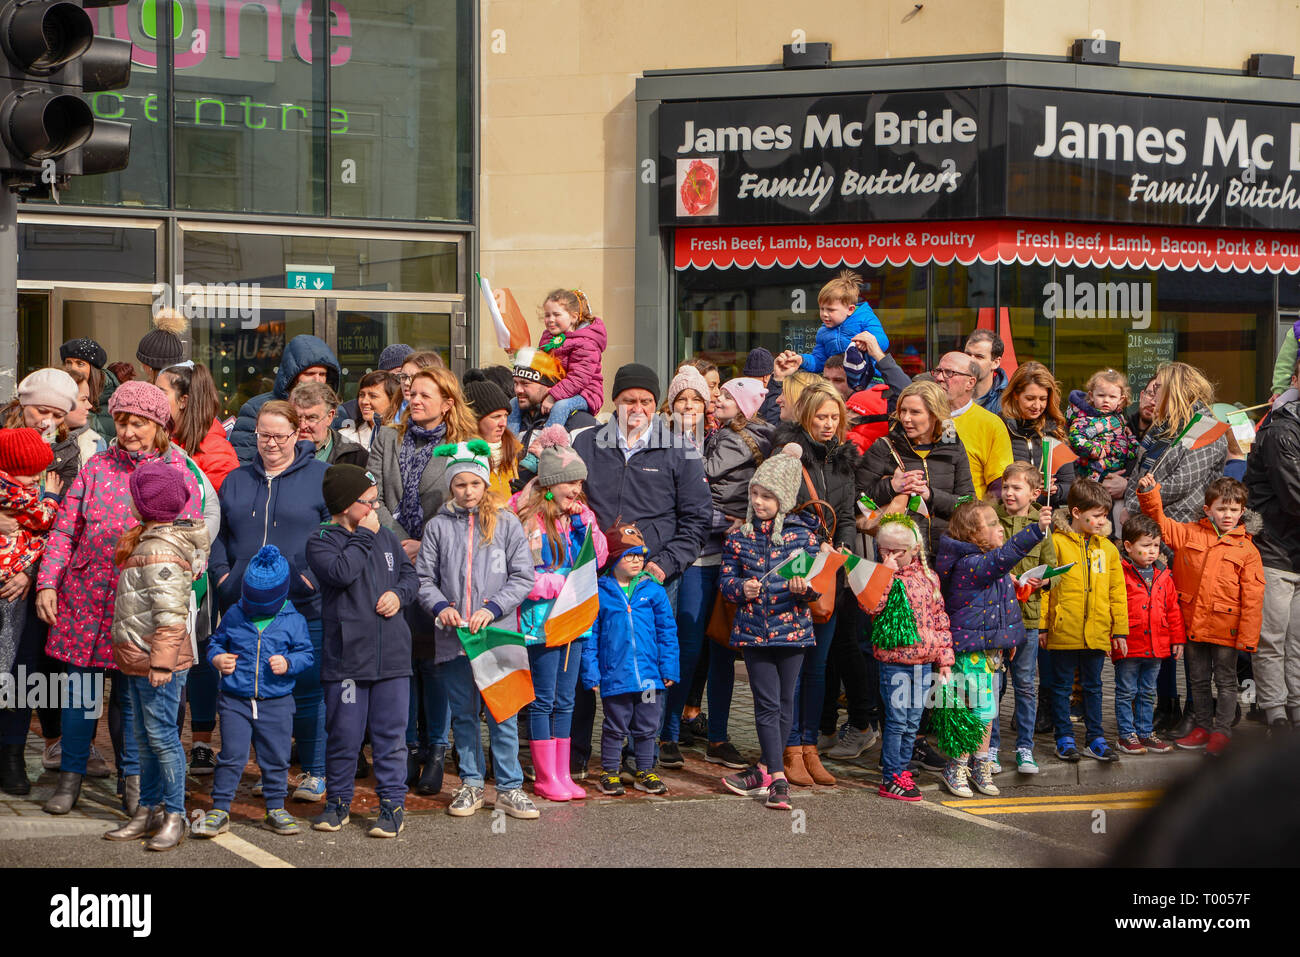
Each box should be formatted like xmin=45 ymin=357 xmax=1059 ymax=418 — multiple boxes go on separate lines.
xmin=0 ymin=0 xmax=132 ymax=192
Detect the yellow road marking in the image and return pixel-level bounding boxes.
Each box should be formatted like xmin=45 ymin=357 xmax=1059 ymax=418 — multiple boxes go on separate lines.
xmin=962 ymin=800 xmax=1156 ymax=815
xmin=211 ymin=830 xmax=295 ymax=868
xmin=941 ymin=789 xmax=1162 ymax=808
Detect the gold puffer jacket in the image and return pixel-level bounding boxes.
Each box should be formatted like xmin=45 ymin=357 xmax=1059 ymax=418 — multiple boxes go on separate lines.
xmin=111 ymin=520 xmax=210 ymax=677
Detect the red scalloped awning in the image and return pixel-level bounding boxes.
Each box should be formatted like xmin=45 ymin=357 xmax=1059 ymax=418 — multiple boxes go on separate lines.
xmin=674 ymin=220 xmax=1300 ymax=274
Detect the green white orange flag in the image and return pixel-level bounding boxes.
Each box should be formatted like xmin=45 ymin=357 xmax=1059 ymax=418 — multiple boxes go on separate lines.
xmin=843 ymin=553 xmax=895 ymax=613
xmin=1042 ymin=436 xmax=1078 ymax=490
xmin=857 ymin=494 xmax=881 ymax=522
xmin=477 ymin=273 xmax=530 ymax=352
xmin=1174 ymin=412 xmax=1231 ymax=451
xmin=543 ymin=526 xmax=598 ymax=647
xmin=907 ymin=493 xmax=929 ymax=518
xmin=456 ymin=626 xmax=535 ymax=722
xmin=774 ymin=548 xmax=847 ymax=596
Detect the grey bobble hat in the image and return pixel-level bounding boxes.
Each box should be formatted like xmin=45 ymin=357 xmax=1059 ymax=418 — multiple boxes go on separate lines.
xmin=534 ymin=425 xmax=588 ymax=487
xmin=743 ymin=442 xmax=805 ymax=537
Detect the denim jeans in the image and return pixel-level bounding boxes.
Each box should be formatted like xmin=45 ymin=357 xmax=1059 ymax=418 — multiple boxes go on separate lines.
xmin=664 ymin=563 xmax=735 ymax=744
xmin=879 ymin=662 xmax=929 ymax=779
xmin=184 ymin=637 xmax=218 ymax=734
xmin=1114 ymin=657 xmax=1161 ymax=739
xmin=124 ymin=670 xmax=189 ymax=814
xmin=526 ymin=639 xmax=583 ymax=739
xmin=787 ymin=613 xmax=836 ymax=747
xmin=1051 ymin=649 xmax=1105 ymax=743
xmin=707 ymin=644 xmax=736 ymax=743
xmin=407 ymin=658 xmax=450 ymax=750
xmin=990 ymin=631 xmax=1039 ymax=753
xmin=292 ymin=617 xmax=326 ymax=776
xmin=59 ymin=665 xmax=136 ymax=776
xmin=438 ymin=654 xmax=523 ymax=790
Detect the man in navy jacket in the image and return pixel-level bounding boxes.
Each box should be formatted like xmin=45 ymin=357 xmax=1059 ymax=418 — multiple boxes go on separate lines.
xmin=306 ymin=464 xmax=420 ymax=837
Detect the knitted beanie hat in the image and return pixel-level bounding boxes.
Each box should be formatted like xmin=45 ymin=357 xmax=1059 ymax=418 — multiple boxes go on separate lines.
xmin=136 ymin=309 xmax=187 ymax=370
xmin=129 ymin=460 xmax=189 ymax=523
xmin=611 ymin=363 xmax=660 ymax=403
xmin=512 ymin=346 xmax=565 ymax=388
xmin=434 ymin=439 xmax=492 ymax=490
xmin=720 ymin=377 xmax=768 ymax=421
xmin=322 ymin=463 xmax=377 ymax=515
xmin=604 ymin=520 xmax=647 ymax=569
xmin=16 ymin=369 xmax=78 ymax=413
xmin=743 ymin=347 xmax=775 ymax=377
xmin=59 ymin=338 xmax=107 ymax=370
xmin=534 ymin=425 xmax=587 ymax=487
xmin=744 ymin=442 xmax=805 ymax=537
xmin=377 ymin=343 xmax=414 ymax=371
xmin=241 ymin=545 xmax=290 ymax=618
xmin=667 ymin=366 xmax=710 ymax=409
xmin=109 ymin=380 xmax=172 ymax=429
xmin=0 ymin=427 xmax=53 ymax=475
xmin=462 ymin=375 xmax=511 ymax=421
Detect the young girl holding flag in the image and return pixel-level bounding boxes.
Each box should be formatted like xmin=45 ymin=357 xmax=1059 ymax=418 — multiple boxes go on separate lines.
xmin=510 ymin=427 xmax=606 ymax=802
xmin=415 ymin=440 xmax=538 ymax=820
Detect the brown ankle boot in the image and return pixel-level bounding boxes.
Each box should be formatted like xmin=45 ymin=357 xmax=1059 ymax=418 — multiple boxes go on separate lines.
xmin=782 ymin=746 xmax=813 ymax=787
xmin=802 ymin=744 xmax=836 ymax=785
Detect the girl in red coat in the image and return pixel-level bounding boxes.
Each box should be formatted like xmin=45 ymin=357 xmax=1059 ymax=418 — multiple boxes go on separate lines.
xmin=1114 ymin=514 xmax=1185 ymax=755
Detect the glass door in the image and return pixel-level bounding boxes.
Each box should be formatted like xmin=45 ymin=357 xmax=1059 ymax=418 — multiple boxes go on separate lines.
xmin=53 ymin=288 xmax=158 ymax=382
xmin=17 ymin=291 xmax=50 ymax=379
xmin=327 ymin=298 xmax=462 ymax=403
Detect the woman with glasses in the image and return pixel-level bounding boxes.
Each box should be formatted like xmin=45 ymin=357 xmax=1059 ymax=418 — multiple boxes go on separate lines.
xmin=210 ymin=400 xmax=332 ymax=804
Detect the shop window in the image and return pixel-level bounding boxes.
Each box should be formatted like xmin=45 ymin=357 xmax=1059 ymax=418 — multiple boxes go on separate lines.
xmin=193 ymin=308 xmax=317 ymax=419
xmin=18 ymin=226 xmax=157 ymax=284
xmin=335 ymin=310 xmax=452 ymax=401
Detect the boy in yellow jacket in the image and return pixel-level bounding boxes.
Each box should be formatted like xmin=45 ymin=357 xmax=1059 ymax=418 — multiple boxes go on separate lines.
xmin=1043 ymin=478 xmax=1128 ymax=763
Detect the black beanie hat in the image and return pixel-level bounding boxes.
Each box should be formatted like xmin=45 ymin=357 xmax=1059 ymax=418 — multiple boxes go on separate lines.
xmin=136 ymin=310 xmax=187 ymax=370
xmin=611 ymin=363 xmax=660 ymax=403
xmin=462 ymin=370 xmax=511 ymax=420
xmin=60 ymin=338 xmax=107 ymax=370
xmin=322 ymin=463 xmax=377 ymax=516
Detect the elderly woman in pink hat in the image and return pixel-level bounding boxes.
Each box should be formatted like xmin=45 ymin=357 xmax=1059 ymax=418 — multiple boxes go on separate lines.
xmin=34 ymin=380 xmax=202 ymax=816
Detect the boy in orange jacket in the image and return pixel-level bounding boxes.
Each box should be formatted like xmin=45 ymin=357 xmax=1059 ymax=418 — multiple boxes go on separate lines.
xmin=1136 ymin=475 xmax=1265 ymax=756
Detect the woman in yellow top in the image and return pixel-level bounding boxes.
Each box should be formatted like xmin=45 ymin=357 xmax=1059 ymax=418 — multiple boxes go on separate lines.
xmin=463 ymin=371 xmax=520 ymax=497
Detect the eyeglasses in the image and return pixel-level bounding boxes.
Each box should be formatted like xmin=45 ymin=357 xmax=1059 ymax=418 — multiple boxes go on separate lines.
xmin=931 ymin=368 xmax=974 ymax=381
xmin=296 ymin=412 xmax=331 ymax=426
xmin=255 ymin=431 xmax=296 ymax=445
xmin=1141 ymin=383 xmax=1160 ymax=398
xmin=356 ymin=497 xmax=379 ymax=510
xmin=396 ymin=373 xmax=413 ymax=385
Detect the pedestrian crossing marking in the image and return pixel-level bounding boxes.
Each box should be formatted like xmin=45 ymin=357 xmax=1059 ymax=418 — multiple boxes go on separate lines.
xmin=211 ymin=830 xmax=295 ymax=868
xmin=941 ymin=788 xmax=1161 ymax=809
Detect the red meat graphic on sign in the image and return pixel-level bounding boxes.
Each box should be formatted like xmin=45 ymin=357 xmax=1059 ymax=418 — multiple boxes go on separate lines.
xmin=677 ymin=158 xmax=719 ymax=217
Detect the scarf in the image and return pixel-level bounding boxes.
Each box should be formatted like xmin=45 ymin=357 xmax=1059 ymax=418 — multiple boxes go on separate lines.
xmin=396 ymin=421 xmax=445 ymax=536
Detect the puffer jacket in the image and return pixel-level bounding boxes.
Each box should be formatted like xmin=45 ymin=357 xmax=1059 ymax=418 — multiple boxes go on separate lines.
xmin=542 ymin=317 xmax=607 ymax=415
xmin=704 ymin=419 xmax=774 ymax=519
xmin=1123 ymin=403 xmax=1227 ymax=524
xmin=798 ymin=301 xmax=889 ymax=373
xmin=1066 ymin=390 xmax=1138 ymax=480
xmin=773 ymin=422 xmax=857 ymax=550
xmin=192 ymin=417 xmax=239 ymax=490
xmin=1045 ymin=513 xmax=1128 ymax=652
xmin=0 ymin=472 xmax=61 ymax=579
xmin=210 ymin=441 xmax=331 ymax=618
xmin=110 ymin=520 xmax=211 ymax=677
xmin=936 ymin=524 xmax=1044 ymax=654
xmin=415 ymin=501 xmax=535 ymax=664
xmin=994 ymin=501 xmax=1057 ymax=629
xmin=581 ymin=572 xmax=679 ymax=694
xmin=230 ymin=335 xmax=342 ymax=464
xmin=37 ymin=444 xmax=203 ymax=669
xmin=1004 ymin=417 xmax=1075 ymax=506
xmin=509 ymin=490 xmax=607 ymax=642
xmin=858 ymin=423 xmax=975 ymax=562
xmin=1118 ymin=558 xmax=1185 ymax=660
xmin=1137 ymin=484 xmax=1264 ymax=651
xmin=868 ymin=558 xmax=955 ymax=667
xmin=719 ymin=511 xmax=821 ymax=648
xmin=974 ymin=367 xmax=1009 ymax=414
xmin=1245 ymin=397 xmax=1300 ymax=572
xmin=206 ymin=601 xmax=314 ymax=700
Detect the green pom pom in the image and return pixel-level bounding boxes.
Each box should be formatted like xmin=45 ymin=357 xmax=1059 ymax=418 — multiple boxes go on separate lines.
xmin=870 ymin=579 xmax=920 ymax=649
xmin=466 ymin=438 xmax=491 ymax=456
xmin=931 ymin=680 xmax=988 ymax=757
xmin=432 ymin=442 xmax=460 ymax=458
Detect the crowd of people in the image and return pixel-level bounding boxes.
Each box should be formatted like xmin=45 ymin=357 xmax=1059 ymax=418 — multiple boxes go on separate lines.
xmin=0 ymin=272 xmax=1289 ymax=844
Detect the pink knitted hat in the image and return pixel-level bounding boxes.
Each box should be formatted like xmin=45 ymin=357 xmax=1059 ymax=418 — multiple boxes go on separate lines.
xmin=667 ymin=366 xmax=711 ymax=408
xmin=720 ymin=377 xmax=768 ymax=421
xmin=109 ymin=380 xmax=172 ymax=429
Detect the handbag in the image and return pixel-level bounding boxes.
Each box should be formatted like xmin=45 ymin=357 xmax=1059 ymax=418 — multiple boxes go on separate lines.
xmin=705 ymin=594 xmax=737 ymax=647
xmin=797 ymin=466 xmax=839 ymax=624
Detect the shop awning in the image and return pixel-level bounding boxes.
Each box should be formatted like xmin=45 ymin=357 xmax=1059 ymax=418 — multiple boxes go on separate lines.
xmin=674 ymin=220 xmax=1300 ymax=274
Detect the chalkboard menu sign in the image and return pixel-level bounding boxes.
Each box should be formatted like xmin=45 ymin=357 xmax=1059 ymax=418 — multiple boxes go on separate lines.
xmin=1126 ymin=332 xmax=1177 ymax=392
xmin=782 ymin=318 xmax=822 ymax=357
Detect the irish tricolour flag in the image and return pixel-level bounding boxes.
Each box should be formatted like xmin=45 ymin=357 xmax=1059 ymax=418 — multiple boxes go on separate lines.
xmin=774 ymin=548 xmax=847 ymax=595
xmin=1042 ymin=436 xmax=1078 ymax=490
xmin=1175 ymin=412 xmax=1231 ymax=451
xmin=843 ymin=553 xmax=895 ymax=612
xmin=456 ymin=626 xmax=535 ymax=722
xmin=543 ymin=527 xmax=598 ymax=647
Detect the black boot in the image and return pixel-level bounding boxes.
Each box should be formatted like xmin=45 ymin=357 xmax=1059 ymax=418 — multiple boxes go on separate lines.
xmin=405 ymin=745 xmax=422 ymax=787
xmin=43 ymin=771 xmax=82 ymax=815
xmin=1170 ymin=705 xmax=1197 ymax=741
xmin=416 ymin=745 xmax=445 ymax=796
xmin=1154 ymin=697 xmax=1181 ymax=736
xmin=0 ymin=743 xmax=30 ymax=796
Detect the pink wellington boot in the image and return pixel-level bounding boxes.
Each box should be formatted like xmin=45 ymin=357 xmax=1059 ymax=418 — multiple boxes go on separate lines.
xmin=529 ymin=739 xmax=570 ymax=802
xmin=553 ymin=738 xmax=586 ymax=799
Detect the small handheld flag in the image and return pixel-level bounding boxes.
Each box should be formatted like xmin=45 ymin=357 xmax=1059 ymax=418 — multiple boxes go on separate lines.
xmin=843 ymin=552 xmax=895 ymax=613
xmin=1042 ymin=437 xmax=1078 ymax=506
xmin=455 ymin=626 xmax=536 ymax=722
xmin=477 ymin=273 xmax=531 ymax=352
xmin=774 ymin=549 xmax=847 ymax=596
xmin=1174 ymin=412 xmax=1230 ymax=451
xmin=543 ymin=527 xmax=598 ymax=647
xmin=857 ymin=494 xmax=881 ymax=522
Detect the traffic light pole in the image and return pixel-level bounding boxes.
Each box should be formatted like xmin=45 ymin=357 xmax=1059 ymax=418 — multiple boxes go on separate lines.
xmin=0 ymin=188 xmax=15 ymax=400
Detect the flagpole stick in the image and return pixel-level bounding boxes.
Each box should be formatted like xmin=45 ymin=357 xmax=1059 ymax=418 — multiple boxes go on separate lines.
xmin=564 ymin=642 xmax=571 ymax=672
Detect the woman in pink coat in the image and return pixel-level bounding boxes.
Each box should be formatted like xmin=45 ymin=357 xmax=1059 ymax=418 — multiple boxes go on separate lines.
xmin=35 ymin=381 xmax=202 ymax=815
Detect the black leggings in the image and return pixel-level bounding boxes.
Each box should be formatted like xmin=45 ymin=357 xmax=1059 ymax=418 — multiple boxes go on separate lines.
xmin=820 ymin=598 xmax=877 ymax=733
xmin=743 ymin=646 xmax=807 ymax=773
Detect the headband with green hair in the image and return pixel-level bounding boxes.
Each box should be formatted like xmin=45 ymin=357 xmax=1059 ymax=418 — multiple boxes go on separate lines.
xmin=877 ymin=513 xmax=921 ymax=543
xmin=435 ymin=439 xmax=493 ymax=490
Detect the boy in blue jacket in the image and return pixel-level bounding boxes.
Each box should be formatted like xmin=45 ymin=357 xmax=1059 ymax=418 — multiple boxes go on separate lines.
xmin=775 ymin=269 xmax=889 ymax=376
xmin=306 ymin=464 xmax=420 ymax=837
xmin=192 ymin=545 xmax=314 ymax=838
xmin=582 ymin=522 xmax=679 ymax=797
